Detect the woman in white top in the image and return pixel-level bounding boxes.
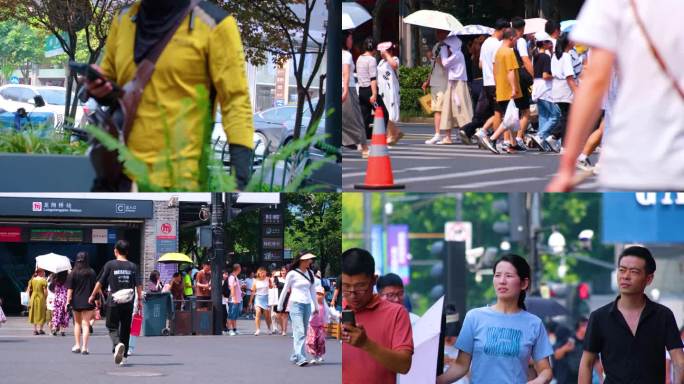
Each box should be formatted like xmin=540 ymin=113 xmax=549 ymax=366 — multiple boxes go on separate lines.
xmin=377 ymin=42 xmax=404 ymax=145
xmin=546 ymin=33 xmax=578 ymax=152
xmin=341 ymin=31 xmax=369 ymax=158
xmin=249 ymin=267 xmax=273 ymax=336
xmin=278 ymin=251 xmax=319 ymax=367
xmin=437 ymin=35 xmax=474 ymax=144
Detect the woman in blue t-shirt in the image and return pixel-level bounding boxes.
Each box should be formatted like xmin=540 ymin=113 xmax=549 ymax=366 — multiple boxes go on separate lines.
xmin=437 ymin=255 xmax=553 ymax=384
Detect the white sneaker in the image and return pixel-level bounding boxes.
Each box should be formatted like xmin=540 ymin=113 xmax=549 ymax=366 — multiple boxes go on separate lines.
xmin=425 ymin=134 xmax=442 ymax=144
xmin=576 ymin=158 xmax=594 ymax=172
xmin=545 ymin=136 xmax=561 ymax=153
xmin=254 ymin=330 xmax=260 ymax=336
xmin=114 ymin=343 xmax=125 ymax=364
xmin=118 ymin=357 xmax=127 ymax=367
xmin=229 ymin=330 xmax=236 ymax=336
xmin=317 ymin=357 xmax=324 ymax=363
xmin=309 ymin=359 xmax=318 ymax=365
xmin=234 ymin=330 xmax=241 ymax=335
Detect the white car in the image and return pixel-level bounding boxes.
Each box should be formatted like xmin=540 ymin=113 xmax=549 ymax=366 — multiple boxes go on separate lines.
xmin=0 ymin=84 xmax=86 ymax=131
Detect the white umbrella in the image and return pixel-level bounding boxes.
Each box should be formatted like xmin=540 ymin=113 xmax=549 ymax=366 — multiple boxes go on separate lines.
xmin=342 ymin=3 xmax=372 ymax=31
xmin=404 ymin=10 xmax=464 ymax=32
xmin=561 ymin=20 xmax=577 ymax=33
xmin=524 ymin=18 xmax=548 ymax=35
xmin=454 ymin=24 xmax=494 ymax=36
xmin=35 ymin=253 xmax=72 ymax=273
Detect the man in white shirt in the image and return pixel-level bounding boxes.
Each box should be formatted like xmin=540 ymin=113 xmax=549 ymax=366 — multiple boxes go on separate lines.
xmin=547 ymin=0 xmax=684 ymax=191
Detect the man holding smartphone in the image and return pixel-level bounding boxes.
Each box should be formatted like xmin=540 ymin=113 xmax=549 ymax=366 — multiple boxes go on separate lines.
xmin=84 ymin=0 xmax=254 ymax=190
xmin=341 ymin=248 xmax=413 ymax=384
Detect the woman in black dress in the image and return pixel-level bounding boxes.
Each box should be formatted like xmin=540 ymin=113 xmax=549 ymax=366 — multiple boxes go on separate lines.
xmin=65 ymin=252 xmax=97 ymax=355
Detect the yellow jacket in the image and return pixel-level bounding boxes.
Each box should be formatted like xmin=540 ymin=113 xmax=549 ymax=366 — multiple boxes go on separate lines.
xmin=100 ymin=1 xmax=254 ymax=189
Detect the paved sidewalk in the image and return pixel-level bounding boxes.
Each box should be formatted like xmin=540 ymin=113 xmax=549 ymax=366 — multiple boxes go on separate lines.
xmin=0 ymin=316 xmax=341 ymax=384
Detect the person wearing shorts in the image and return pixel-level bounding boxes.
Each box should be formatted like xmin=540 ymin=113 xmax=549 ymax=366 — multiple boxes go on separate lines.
xmin=226 ymin=263 xmax=243 ymax=336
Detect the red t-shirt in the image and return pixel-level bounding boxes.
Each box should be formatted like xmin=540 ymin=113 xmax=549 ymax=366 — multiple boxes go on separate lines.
xmin=343 ymin=295 xmax=414 ymax=384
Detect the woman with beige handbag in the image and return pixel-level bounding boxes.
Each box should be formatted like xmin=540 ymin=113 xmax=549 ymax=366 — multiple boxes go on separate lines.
xmin=423 ymin=29 xmax=450 ymax=144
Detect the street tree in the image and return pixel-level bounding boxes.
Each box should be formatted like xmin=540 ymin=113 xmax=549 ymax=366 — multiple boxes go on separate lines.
xmin=222 ymin=0 xmax=328 ymax=151
xmin=0 ymin=0 xmax=133 ymax=122
xmin=0 ymin=21 xmax=46 ymax=84
xmin=285 ymin=193 xmax=341 ymax=277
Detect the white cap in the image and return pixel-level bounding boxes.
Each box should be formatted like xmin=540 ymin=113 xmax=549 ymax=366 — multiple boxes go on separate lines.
xmin=535 ymin=31 xmax=552 ymax=42
xmin=299 ymin=253 xmax=317 ymax=260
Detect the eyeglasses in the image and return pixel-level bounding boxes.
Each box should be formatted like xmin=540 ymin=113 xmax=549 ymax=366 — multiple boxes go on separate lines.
xmin=380 ymin=291 xmax=404 ymax=300
xmin=341 ymin=282 xmax=372 ymax=295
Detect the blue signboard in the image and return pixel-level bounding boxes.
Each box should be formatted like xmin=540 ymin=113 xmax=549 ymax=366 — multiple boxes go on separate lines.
xmin=602 ymin=193 xmax=684 ymax=243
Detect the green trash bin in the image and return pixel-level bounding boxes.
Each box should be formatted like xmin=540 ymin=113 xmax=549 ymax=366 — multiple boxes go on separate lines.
xmin=143 ymin=292 xmax=173 ymax=336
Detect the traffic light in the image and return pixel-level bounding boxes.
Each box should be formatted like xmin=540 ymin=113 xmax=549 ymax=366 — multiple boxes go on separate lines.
xmin=492 ymin=193 xmax=528 ymax=242
xmin=567 ymin=282 xmax=591 ymax=321
xmin=429 ymin=240 xmax=466 ymax=324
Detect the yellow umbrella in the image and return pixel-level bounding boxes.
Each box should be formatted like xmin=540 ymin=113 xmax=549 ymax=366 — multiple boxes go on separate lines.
xmin=158 ymin=253 xmax=193 ymax=264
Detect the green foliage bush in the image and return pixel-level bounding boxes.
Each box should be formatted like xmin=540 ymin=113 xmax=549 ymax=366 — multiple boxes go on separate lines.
xmin=398 ymin=65 xmax=432 ymax=119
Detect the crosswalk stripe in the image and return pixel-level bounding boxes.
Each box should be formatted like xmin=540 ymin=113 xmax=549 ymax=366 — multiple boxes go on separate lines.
xmin=391 ymin=166 xmax=545 ymax=184
xmin=443 ymin=177 xmax=548 ymax=189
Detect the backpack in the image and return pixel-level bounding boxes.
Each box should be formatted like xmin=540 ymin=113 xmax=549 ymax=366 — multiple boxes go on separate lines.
xmin=513 ymin=41 xmax=534 ymax=93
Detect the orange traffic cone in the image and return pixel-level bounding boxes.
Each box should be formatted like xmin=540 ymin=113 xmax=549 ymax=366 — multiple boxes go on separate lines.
xmin=354 ymin=106 xmax=405 ymax=190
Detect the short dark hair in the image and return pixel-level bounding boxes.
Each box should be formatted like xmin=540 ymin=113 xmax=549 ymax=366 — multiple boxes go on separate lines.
xmin=619 ymin=246 xmax=656 ymax=274
xmin=232 ymin=263 xmax=241 ymax=272
xmin=172 ymin=272 xmax=181 ymax=278
xmin=362 ymin=36 xmax=376 ymax=52
xmin=511 ymin=17 xmax=525 ymax=30
xmin=502 ymin=28 xmax=517 ymax=40
xmin=149 ymin=270 xmax=160 ymax=283
xmin=115 ymin=240 xmax=129 ymax=256
xmin=494 ymin=18 xmax=510 ymax=31
xmin=545 ymin=20 xmax=560 ymax=35
xmin=342 ymin=248 xmax=375 ymax=277
xmin=376 ymin=273 xmax=404 ymax=291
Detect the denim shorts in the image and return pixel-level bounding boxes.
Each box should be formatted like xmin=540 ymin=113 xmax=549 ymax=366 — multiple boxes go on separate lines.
xmin=227 ymin=301 xmax=242 ymax=320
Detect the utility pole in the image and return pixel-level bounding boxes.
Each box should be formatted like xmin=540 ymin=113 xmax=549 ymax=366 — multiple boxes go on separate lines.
xmin=210 ymin=193 xmax=225 ymax=335
xmin=325 ymin=0 xmax=341 ymax=148
xmin=529 ymin=193 xmax=542 ymax=295
xmin=363 ymin=193 xmax=372 ymax=251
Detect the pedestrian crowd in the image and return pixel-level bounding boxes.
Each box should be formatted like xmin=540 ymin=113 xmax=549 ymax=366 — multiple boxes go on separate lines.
xmin=344 ymin=0 xmax=684 ymax=190
xmin=19 ymin=245 xmax=339 ymax=369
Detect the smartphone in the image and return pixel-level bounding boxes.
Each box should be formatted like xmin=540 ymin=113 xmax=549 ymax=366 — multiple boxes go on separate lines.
xmin=341 ymin=309 xmax=356 ymax=326
xmin=68 ymin=61 xmax=107 ymax=82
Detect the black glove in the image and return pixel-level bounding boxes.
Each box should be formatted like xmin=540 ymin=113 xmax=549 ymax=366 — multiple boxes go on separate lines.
xmin=230 ymin=144 xmax=252 ymax=190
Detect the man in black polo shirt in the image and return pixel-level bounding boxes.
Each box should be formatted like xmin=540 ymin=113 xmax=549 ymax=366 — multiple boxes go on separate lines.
xmin=579 ymin=246 xmax=684 ymax=384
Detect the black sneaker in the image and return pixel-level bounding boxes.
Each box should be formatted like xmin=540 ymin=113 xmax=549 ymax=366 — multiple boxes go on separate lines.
xmin=458 ymin=130 xmax=472 ymax=145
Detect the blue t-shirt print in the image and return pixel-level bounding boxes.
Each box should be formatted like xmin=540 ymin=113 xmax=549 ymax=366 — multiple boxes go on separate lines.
xmin=455 ymin=306 xmax=553 ymax=384
xmin=484 ymin=326 xmax=523 ymax=357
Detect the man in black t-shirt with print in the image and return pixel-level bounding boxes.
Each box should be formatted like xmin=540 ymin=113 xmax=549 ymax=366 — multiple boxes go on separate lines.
xmin=89 ymin=240 xmax=143 ymax=366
